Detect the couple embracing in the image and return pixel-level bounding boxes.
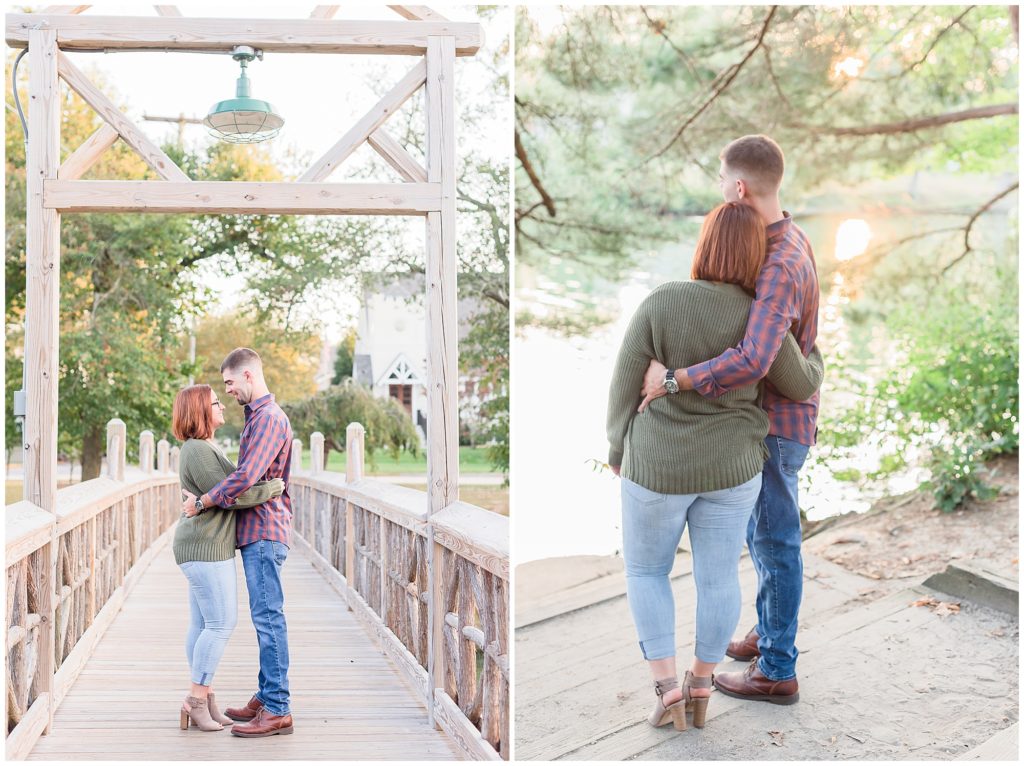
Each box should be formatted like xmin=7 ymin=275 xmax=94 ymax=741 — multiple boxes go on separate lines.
xmin=171 ymin=347 xmax=294 ymax=737
xmin=607 ymin=135 xmax=823 ymax=730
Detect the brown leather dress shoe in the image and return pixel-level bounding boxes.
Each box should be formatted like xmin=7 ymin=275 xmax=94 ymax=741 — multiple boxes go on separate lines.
xmin=725 ymin=626 xmax=761 ymax=662
xmin=713 ymin=658 xmax=799 ymax=705
xmin=224 ymin=695 xmax=263 ymax=722
xmin=230 ymin=708 xmax=294 ymax=738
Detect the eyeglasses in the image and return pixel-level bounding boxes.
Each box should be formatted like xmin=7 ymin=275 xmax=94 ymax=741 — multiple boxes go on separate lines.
xmin=211 ymin=399 xmax=226 ymax=409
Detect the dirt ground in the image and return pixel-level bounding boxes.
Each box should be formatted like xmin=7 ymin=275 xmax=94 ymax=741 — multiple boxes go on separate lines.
xmin=805 ymin=455 xmax=1019 ymax=587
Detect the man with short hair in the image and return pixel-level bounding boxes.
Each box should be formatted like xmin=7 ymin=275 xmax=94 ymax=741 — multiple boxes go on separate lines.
xmin=639 ymin=135 xmax=820 ymax=704
xmin=181 ymin=347 xmax=295 ymax=735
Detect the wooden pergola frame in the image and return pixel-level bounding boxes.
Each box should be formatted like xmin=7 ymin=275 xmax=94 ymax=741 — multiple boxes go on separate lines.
xmin=8 ymin=2 xmax=480 ymax=737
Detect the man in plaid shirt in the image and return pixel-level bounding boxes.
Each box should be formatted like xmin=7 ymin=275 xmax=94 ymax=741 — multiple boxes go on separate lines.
xmin=639 ymin=136 xmax=820 ymax=705
xmin=182 ymin=347 xmax=295 ymax=736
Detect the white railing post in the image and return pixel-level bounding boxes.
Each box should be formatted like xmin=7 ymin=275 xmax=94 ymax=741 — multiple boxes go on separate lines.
xmin=157 ymin=439 xmax=169 ymax=473
xmin=344 ymin=423 xmax=365 ymax=588
xmin=169 ymin=446 xmax=180 ymax=474
xmin=345 ymin=423 xmax=365 ymax=483
xmin=310 ymin=432 xmax=325 ymax=475
xmin=105 ymin=418 xmax=126 ymax=482
xmin=139 ymin=431 xmax=154 ymax=474
xmin=291 ymin=438 xmax=302 ymax=475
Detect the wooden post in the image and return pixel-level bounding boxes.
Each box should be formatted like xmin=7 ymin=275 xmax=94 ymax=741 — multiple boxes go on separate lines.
xmin=424 ymin=34 xmax=459 ymax=727
xmin=169 ymin=445 xmax=180 ymax=473
xmin=291 ymin=438 xmax=302 ymax=475
xmin=310 ymin=432 xmax=325 ymax=475
xmin=344 ymin=423 xmax=364 ymax=590
xmin=156 ymin=439 xmax=169 ymax=473
xmin=105 ymin=418 xmax=126 ymax=481
xmin=139 ymin=431 xmax=154 ymax=474
xmin=23 ymin=27 xmax=61 ymax=735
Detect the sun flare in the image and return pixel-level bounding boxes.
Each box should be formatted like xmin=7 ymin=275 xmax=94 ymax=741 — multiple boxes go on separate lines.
xmin=835 ymin=219 xmax=873 ymax=261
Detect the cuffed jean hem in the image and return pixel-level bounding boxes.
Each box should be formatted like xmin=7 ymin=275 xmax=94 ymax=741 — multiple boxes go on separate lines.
xmin=756 ymin=657 xmax=797 ymax=682
xmin=694 ymin=640 xmax=727 ymax=665
xmin=638 ymin=634 xmax=675 ymax=660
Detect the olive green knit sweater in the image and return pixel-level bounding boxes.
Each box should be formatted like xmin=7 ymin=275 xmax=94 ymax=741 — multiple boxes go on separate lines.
xmin=172 ymin=439 xmax=284 ymax=565
xmin=607 ymin=280 xmax=824 ymax=495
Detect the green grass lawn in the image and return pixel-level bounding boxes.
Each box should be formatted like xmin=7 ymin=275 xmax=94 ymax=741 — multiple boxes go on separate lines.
xmin=225 ymin=445 xmax=500 ymax=475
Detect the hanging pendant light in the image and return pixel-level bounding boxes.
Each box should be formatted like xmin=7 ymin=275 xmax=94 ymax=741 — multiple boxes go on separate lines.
xmin=204 ymin=46 xmax=284 ymax=144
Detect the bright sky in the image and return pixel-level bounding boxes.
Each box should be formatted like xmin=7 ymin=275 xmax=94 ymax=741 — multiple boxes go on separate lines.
xmin=30 ymin=4 xmax=509 ymax=342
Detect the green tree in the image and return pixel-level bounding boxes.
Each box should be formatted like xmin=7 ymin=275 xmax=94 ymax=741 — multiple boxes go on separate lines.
xmin=331 ymin=329 xmax=357 ymax=385
xmin=283 ymin=382 xmax=420 ymax=465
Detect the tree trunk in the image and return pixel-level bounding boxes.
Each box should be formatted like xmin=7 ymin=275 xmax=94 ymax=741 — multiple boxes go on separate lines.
xmin=81 ymin=424 xmax=103 ymax=481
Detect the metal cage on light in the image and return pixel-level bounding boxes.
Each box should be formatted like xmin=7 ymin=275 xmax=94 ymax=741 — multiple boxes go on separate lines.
xmin=203 ymin=45 xmax=284 ymax=144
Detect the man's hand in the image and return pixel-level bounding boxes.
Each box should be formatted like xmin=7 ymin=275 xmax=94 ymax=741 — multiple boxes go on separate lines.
xmin=181 ymin=490 xmax=199 ymax=517
xmin=638 ymin=359 xmax=669 ymax=413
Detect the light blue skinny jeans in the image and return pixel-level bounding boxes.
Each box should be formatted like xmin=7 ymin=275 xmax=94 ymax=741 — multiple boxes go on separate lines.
xmin=621 ymin=474 xmax=762 ymax=662
xmin=180 ymin=558 xmax=238 ymax=686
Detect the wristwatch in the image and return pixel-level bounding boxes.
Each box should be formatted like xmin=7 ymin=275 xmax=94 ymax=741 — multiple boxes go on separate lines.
xmin=193 ymin=497 xmax=205 ymax=516
xmin=664 ymin=369 xmax=680 ymax=394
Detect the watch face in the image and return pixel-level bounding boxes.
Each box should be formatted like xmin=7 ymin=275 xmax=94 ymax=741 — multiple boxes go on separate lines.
xmin=665 ymin=374 xmax=679 ymax=394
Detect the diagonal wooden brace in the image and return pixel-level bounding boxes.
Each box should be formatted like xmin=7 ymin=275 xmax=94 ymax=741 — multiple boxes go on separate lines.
xmin=298 ymin=60 xmax=426 ymax=182
xmin=56 ymin=52 xmax=189 ymax=182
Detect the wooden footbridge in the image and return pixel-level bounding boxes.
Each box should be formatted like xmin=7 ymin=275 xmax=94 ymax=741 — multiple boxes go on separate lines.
xmin=7 ymin=423 xmax=508 ymax=760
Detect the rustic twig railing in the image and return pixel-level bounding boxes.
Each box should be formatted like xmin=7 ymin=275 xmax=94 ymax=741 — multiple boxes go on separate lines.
xmin=6 ymin=421 xmax=179 ymax=760
xmin=291 ymin=424 xmax=510 ymax=760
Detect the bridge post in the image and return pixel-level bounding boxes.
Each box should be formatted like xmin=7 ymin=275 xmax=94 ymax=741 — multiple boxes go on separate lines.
xmin=105 ymin=418 xmax=126 ymax=482
xmin=139 ymin=431 xmax=154 ymax=474
xmin=345 ymin=423 xmax=365 ymax=589
xmin=291 ymin=438 xmax=302 ymax=476
xmin=310 ymin=432 xmax=325 ymax=474
xmin=424 ymin=33 xmax=459 ymax=727
xmin=169 ymin=446 xmax=180 ymax=474
xmin=21 ymin=26 xmax=61 ymax=736
xmin=156 ymin=439 xmax=170 ymax=473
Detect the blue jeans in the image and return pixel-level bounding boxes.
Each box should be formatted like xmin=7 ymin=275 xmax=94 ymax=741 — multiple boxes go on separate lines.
xmin=621 ymin=474 xmax=762 ymax=663
xmin=747 ymin=435 xmax=810 ymax=681
xmin=181 ymin=558 xmax=238 ymax=686
xmin=240 ymin=540 xmax=291 ymax=715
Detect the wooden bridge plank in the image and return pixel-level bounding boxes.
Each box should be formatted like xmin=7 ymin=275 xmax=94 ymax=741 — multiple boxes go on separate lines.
xmin=27 ymin=541 xmax=461 ymax=760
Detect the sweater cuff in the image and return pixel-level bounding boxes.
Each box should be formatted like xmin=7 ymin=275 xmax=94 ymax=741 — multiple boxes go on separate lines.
xmin=608 ymin=447 xmax=624 ymax=467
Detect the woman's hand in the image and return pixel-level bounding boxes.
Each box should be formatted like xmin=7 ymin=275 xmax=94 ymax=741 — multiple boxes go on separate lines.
xmin=267 ymin=478 xmax=286 ymax=497
xmin=610 ymin=465 xmax=621 ymax=477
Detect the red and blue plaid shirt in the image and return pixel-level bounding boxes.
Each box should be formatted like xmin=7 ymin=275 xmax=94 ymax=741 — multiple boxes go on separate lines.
xmin=684 ymin=214 xmax=820 ymax=446
xmin=208 ymin=393 xmax=293 ymax=547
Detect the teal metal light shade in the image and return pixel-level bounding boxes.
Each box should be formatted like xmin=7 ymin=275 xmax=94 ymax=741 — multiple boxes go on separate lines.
xmin=204 ymin=47 xmax=283 ymax=144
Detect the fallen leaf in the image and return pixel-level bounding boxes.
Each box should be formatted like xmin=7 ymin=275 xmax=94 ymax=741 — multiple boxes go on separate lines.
xmin=989 ymin=628 xmax=1006 ymax=637
xmin=769 ymin=731 xmax=785 ymax=746
xmin=912 ymin=596 xmax=939 ymax=608
xmin=933 ymin=601 xmax=960 ymax=617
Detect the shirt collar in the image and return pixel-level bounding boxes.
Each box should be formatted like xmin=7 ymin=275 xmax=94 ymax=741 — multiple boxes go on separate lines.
xmin=244 ymin=393 xmax=275 ymax=418
xmin=766 ymin=211 xmax=792 ymax=243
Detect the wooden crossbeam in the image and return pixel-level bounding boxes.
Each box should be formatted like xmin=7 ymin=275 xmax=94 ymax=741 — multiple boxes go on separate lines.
xmin=56 ymin=53 xmax=188 ymax=182
xmin=367 ymin=128 xmax=427 ymax=183
xmin=152 ymin=6 xmax=182 ymax=16
xmin=44 ymin=180 xmax=441 ymax=215
xmin=299 ymin=61 xmax=427 ymax=182
xmin=7 ymin=15 xmax=482 ymax=57
xmin=57 ymin=124 xmax=119 ymax=180
xmin=388 ymin=6 xmax=450 ymax=22
xmin=310 ymin=6 xmax=340 ymax=20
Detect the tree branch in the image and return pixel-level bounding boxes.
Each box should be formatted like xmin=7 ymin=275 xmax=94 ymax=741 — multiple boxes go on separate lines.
xmin=515 ymin=129 xmax=557 ymax=217
xmin=811 ymin=103 xmax=1018 ymax=136
xmin=941 ymin=182 xmax=1019 ymax=274
xmin=650 ymin=5 xmax=778 ymax=160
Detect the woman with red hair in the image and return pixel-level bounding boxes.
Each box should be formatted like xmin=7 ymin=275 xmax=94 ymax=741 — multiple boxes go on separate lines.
xmin=171 ymin=384 xmax=284 ymax=732
xmin=606 ymin=202 xmax=823 ymax=730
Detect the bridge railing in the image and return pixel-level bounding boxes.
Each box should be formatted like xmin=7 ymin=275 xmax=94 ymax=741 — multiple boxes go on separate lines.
xmin=291 ymin=424 xmax=509 ymax=760
xmin=6 ymin=420 xmax=179 ymax=760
